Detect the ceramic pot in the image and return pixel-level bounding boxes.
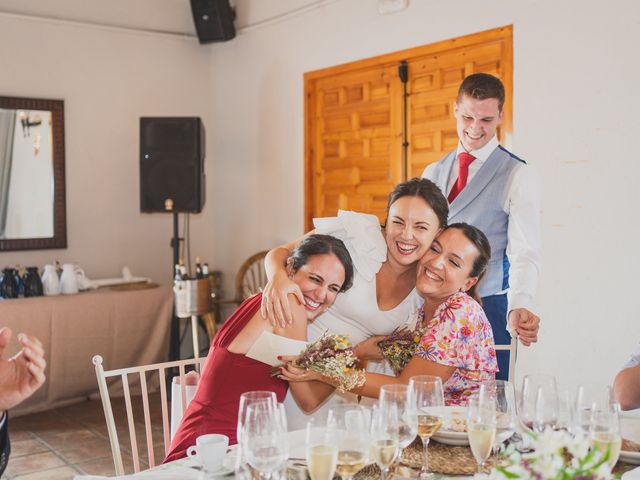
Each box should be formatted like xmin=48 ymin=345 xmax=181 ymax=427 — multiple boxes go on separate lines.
xmin=23 ymin=266 xmax=44 ymax=297
xmin=0 ymin=268 xmax=19 ymax=299
xmin=59 ymin=263 xmax=78 ymax=294
xmin=41 ymin=264 xmax=61 ymax=296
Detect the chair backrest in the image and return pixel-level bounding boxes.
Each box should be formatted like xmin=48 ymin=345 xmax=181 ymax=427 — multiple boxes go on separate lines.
xmin=92 ymin=355 xmax=206 ymax=475
xmin=235 ymin=250 xmax=268 ymax=302
xmin=494 ymin=336 xmax=518 ymax=383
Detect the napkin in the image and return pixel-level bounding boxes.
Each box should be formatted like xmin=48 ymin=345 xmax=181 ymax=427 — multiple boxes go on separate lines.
xmin=245 ymin=331 xmax=308 ymax=366
xmin=623 ymin=466 xmax=640 ymax=479
xmin=73 ymin=466 xmax=203 ymax=479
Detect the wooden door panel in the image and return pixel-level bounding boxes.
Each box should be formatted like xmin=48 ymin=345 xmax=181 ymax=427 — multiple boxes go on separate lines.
xmin=305 ymin=26 xmax=513 ymax=231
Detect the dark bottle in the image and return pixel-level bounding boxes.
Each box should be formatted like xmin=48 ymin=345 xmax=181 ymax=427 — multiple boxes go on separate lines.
xmin=195 ymin=257 xmax=203 ymax=279
xmin=23 ymin=267 xmax=44 ymax=297
xmin=0 ymin=268 xmax=20 ymax=299
xmin=202 ymin=262 xmax=209 ymax=277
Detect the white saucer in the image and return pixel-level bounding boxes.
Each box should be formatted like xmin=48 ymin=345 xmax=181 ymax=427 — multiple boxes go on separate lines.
xmin=432 ymin=406 xmax=469 ymax=446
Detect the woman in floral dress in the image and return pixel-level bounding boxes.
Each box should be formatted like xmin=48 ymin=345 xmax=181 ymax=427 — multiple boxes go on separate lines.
xmin=280 ymin=223 xmax=498 ymax=406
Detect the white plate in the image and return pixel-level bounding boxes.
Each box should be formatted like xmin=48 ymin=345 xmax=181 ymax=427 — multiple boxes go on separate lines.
xmin=620 ymin=450 xmax=640 ymax=465
xmin=432 ymin=406 xmax=468 ymax=446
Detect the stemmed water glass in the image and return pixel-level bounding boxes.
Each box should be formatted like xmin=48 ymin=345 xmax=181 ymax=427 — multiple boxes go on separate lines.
xmin=370 ymin=404 xmax=400 ymax=480
xmin=379 ymin=384 xmax=418 ymax=451
xmin=327 ymin=403 xmax=369 ymax=480
xmin=242 ymin=401 xmax=288 ymax=480
xmin=408 ymin=375 xmax=444 ymax=479
xmin=236 ymin=391 xmax=278 ymax=473
xmin=467 ymin=390 xmax=497 ymax=474
xmin=306 ymin=419 xmax=338 ymax=480
xmin=520 ymin=374 xmax=558 ymax=432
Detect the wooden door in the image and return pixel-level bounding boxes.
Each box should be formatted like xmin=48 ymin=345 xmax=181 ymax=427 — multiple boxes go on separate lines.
xmin=305 ymin=26 xmax=513 ymax=231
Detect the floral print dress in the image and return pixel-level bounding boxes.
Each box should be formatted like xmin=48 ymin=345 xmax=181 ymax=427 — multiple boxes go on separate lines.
xmin=414 ymin=291 xmax=498 ymax=406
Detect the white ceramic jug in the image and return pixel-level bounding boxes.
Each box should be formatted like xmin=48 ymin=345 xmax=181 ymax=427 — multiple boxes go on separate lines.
xmin=59 ymin=263 xmax=79 ymax=294
xmin=41 ymin=264 xmax=61 ymax=296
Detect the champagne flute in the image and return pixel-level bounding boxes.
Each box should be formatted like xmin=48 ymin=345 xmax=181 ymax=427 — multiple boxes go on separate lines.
xmin=467 ymin=391 xmax=496 ymax=474
xmin=242 ymin=401 xmax=288 ymax=480
xmin=379 ymin=384 xmax=418 ymax=450
xmin=327 ymin=403 xmax=369 ymax=480
xmin=408 ymin=375 xmax=444 ymax=479
xmin=482 ymin=379 xmax=517 ymax=453
xmin=370 ymin=404 xmax=400 ymax=480
xmin=306 ymin=419 xmax=338 ymax=480
xmin=589 ymin=405 xmax=622 ymax=471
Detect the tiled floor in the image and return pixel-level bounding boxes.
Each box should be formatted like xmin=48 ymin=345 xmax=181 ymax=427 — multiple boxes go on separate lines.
xmin=3 ymin=393 xmax=167 ymax=480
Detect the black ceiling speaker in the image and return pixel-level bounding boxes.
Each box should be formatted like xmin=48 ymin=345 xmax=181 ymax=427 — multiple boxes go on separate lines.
xmin=190 ymin=0 xmax=236 ymax=43
xmin=140 ymin=117 xmax=205 ymax=213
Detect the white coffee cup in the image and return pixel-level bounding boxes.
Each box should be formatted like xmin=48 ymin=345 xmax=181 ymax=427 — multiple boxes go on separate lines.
xmin=186 ymin=433 xmax=229 ymax=472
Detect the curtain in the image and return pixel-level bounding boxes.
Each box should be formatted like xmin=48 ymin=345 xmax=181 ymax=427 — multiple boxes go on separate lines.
xmin=0 ymin=109 xmax=17 ymax=238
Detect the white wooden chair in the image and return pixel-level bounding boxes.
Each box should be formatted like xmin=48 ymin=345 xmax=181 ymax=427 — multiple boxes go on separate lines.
xmin=495 ymin=335 xmax=518 ymax=383
xmin=92 ymin=355 xmax=206 ymax=475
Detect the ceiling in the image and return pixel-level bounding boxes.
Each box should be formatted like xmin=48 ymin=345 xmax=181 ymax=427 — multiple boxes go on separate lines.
xmin=0 ymin=0 xmax=330 ymax=37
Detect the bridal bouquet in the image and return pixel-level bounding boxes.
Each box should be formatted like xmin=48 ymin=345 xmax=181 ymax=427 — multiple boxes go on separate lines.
xmin=477 ymin=428 xmax=615 ymax=480
xmin=377 ymin=326 xmax=425 ymax=375
xmin=275 ymin=332 xmax=366 ymax=392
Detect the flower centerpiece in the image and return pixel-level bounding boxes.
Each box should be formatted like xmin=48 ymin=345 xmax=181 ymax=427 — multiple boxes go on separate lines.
xmin=377 ymin=325 xmax=425 ymax=375
xmin=477 ymin=427 xmax=616 ymax=480
xmin=274 ymin=332 xmax=366 ymax=392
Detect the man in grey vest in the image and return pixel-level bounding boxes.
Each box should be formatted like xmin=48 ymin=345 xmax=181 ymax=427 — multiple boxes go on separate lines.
xmin=422 ymin=73 xmax=540 ymax=380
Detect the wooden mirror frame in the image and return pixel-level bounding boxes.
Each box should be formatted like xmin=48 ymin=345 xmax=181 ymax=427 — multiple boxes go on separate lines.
xmin=0 ymin=96 xmax=67 ymax=251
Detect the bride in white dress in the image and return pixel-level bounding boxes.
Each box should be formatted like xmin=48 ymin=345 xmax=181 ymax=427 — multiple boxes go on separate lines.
xmin=261 ymin=178 xmax=449 ymax=429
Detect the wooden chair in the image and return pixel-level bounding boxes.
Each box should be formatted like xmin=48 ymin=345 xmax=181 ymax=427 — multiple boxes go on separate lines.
xmin=213 ymin=251 xmax=269 ymax=317
xmin=92 ymin=355 xmax=206 ymax=475
xmin=495 ymin=336 xmax=518 ymax=383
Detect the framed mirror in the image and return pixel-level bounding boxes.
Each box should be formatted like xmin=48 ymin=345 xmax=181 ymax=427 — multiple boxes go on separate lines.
xmin=0 ymin=96 xmax=66 ymax=251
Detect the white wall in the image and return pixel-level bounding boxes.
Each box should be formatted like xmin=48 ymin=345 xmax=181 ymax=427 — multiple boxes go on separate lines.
xmin=206 ymin=0 xmax=640 ymax=394
xmin=0 ymin=15 xmax=216 ymax=283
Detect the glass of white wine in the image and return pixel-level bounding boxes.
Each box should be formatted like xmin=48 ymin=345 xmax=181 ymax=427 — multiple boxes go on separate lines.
xmin=408 ymin=375 xmax=444 ymax=479
xmin=467 ymin=391 xmax=496 ymax=474
xmin=370 ymin=404 xmax=400 ymax=480
xmin=589 ymin=407 xmax=622 ymax=471
xmin=306 ymin=419 xmax=339 ymax=480
xmin=327 ymin=403 xmax=369 ymax=480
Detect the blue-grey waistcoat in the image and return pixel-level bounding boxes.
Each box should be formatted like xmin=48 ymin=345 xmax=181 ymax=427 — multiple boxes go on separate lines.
xmin=424 ymin=146 xmax=525 ymax=298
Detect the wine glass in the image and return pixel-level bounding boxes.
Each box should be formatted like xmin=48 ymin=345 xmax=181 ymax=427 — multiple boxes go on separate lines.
xmin=482 ymin=379 xmax=517 ymax=453
xmin=242 ymin=401 xmax=288 ymax=480
xmin=236 ymin=391 xmax=278 ymax=472
xmin=306 ymin=419 xmax=338 ymax=480
xmin=370 ymin=404 xmax=400 ymax=480
xmin=379 ymin=384 xmax=418 ymax=450
xmin=520 ymin=374 xmax=558 ymax=432
xmin=327 ymin=403 xmax=369 ymax=480
xmin=408 ymin=375 xmax=444 ymax=479
xmin=589 ymin=404 xmax=622 ymax=471
xmin=467 ymin=391 xmax=496 ymax=474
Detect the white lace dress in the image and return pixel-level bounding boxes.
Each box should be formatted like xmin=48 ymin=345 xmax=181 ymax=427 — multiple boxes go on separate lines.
xmin=284 ymin=210 xmax=423 ymax=430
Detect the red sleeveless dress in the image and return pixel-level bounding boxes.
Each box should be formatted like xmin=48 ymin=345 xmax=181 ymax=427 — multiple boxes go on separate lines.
xmin=164 ymin=293 xmax=288 ymax=462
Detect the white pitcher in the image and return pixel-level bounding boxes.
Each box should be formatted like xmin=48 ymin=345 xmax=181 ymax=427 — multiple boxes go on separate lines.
xmin=59 ymin=263 xmax=79 ymax=294
xmin=41 ymin=264 xmax=61 ymax=296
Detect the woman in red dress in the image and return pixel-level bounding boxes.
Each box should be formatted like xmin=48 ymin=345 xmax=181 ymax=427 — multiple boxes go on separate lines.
xmin=164 ymin=234 xmax=354 ymax=462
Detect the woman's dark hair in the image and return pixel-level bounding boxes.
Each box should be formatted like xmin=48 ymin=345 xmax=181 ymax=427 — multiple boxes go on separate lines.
xmin=385 ymin=178 xmax=449 ymax=229
xmin=446 ymin=223 xmax=491 ymax=302
xmin=288 ymin=234 xmax=354 ymax=292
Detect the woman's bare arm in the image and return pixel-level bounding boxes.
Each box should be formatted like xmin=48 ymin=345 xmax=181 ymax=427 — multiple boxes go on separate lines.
xmin=262 ymin=233 xmax=314 ymax=327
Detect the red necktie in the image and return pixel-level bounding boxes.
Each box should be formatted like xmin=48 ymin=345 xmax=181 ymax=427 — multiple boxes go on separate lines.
xmin=448 ymin=152 xmax=476 ymax=202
